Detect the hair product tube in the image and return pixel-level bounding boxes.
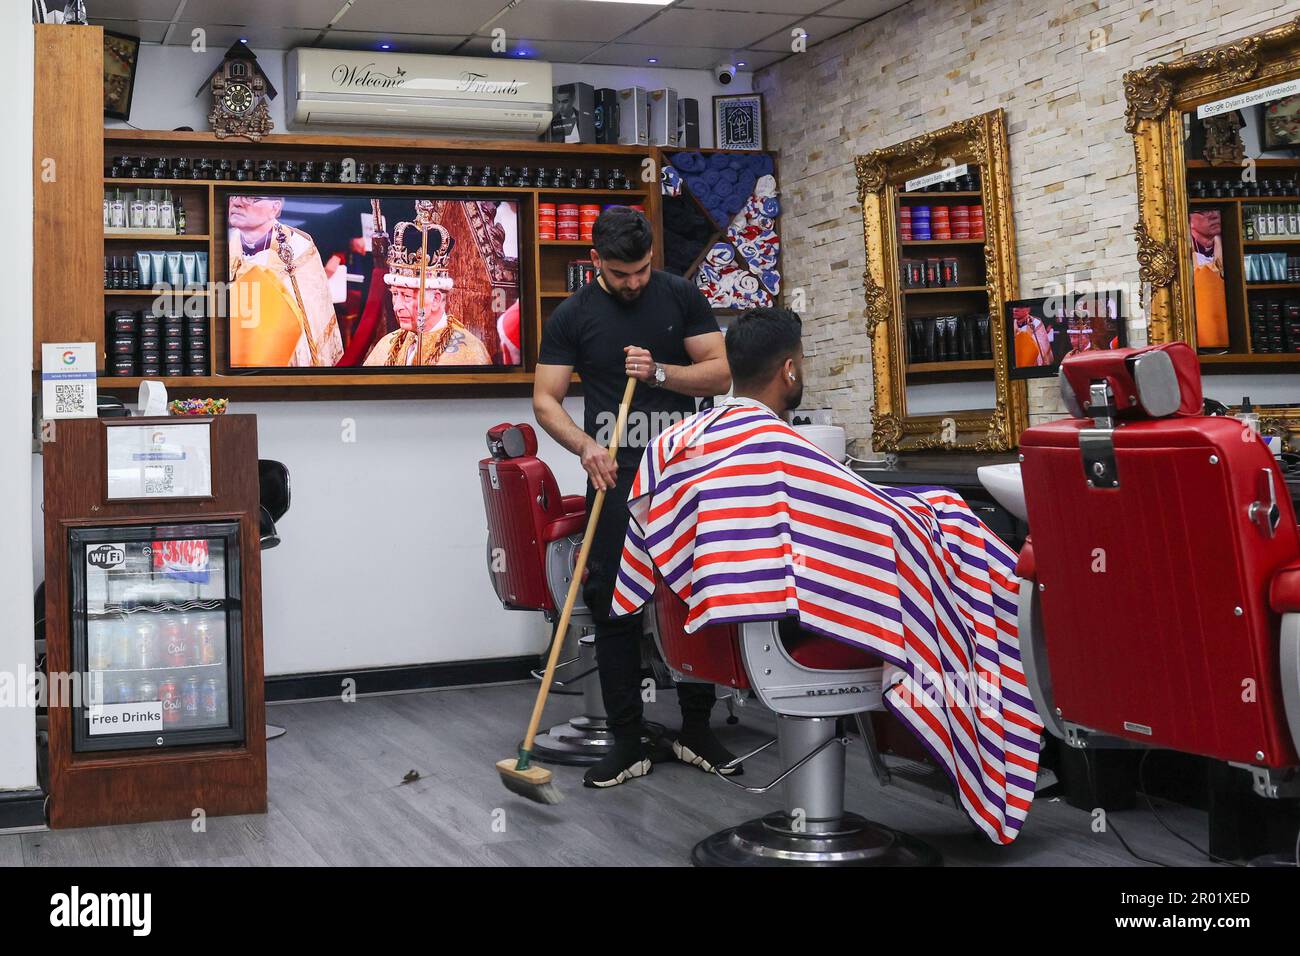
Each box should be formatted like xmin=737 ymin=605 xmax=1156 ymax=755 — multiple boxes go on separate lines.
xmin=165 ymin=251 xmax=183 ymax=288
xmin=195 ymin=251 xmax=208 ymax=287
xmin=135 ymin=250 xmax=152 ymax=288
xmin=180 ymin=252 xmax=198 ymax=288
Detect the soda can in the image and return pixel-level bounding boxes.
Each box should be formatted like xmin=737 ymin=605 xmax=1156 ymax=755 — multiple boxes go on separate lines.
xmin=160 ymin=677 xmax=181 ymax=724
xmin=182 ymin=676 xmax=200 ymax=721
xmin=136 ymin=679 xmax=158 ymax=703
xmin=111 ymin=620 xmax=133 ymax=669
xmin=88 ymin=625 xmax=112 ymax=671
xmin=162 ymin=617 xmax=187 ymax=667
xmin=135 ymin=620 xmax=159 ymax=670
xmin=202 ymin=678 xmax=222 ymax=721
xmin=195 ymin=620 xmax=219 ymax=666
xmin=114 ymin=678 xmax=133 ymax=704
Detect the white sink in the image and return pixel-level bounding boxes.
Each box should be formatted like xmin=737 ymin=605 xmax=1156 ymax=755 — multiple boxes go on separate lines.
xmin=977 ymin=463 xmax=1027 ymax=522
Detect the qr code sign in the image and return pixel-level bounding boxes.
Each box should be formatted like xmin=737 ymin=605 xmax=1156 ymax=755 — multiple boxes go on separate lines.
xmin=144 ymin=465 xmax=176 ymax=495
xmin=54 ymin=384 xmax=87 ymax=416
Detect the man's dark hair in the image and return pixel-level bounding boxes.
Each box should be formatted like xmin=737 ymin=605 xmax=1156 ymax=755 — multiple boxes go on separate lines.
xmin=725 ymin=307 xmax=803 ymax=388
xmin=592 ymin=206 xmax=653 ymax=262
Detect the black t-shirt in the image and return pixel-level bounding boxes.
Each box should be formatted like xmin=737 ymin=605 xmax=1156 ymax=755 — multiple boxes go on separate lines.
xmin=538 ymin=270 xmax=720 ymax=465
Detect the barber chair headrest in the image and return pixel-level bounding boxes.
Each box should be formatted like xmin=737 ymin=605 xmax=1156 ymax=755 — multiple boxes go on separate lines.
xmin=485 ymin=422 xmax=538 ymax=460
xmin=1058 ymin=342 xmax=1202 ymax=421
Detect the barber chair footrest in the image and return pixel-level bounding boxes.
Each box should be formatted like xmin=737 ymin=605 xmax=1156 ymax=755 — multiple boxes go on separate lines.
xmin=691 ymin=812 xmax=941 ymax=867
xmin=531 ymin=718 xmax=675 ymax=766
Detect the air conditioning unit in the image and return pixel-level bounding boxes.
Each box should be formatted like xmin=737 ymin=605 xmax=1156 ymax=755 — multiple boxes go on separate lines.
xmin=285 ymin=49 xmax=553 ymax=137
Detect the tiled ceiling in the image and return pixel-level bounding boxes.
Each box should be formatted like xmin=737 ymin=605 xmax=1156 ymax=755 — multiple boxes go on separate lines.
xmin=87 ymin=0 xmax=907 ymax=71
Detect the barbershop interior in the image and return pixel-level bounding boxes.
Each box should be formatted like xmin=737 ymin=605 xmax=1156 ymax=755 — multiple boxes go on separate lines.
xmin=4 ymin=0 xmax=1300 ymax=876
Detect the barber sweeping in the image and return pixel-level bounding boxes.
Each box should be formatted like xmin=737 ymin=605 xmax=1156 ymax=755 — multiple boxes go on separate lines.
xmin=534 ymin=206 xmax=737 ymax=788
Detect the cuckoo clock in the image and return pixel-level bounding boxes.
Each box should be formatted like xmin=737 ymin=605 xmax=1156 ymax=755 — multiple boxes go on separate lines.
xmin=200 ymin=42 xmax=276 ymax=141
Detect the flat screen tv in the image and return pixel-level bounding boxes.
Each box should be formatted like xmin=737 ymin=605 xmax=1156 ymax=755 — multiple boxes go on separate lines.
xmin=1004 ymin=288 xmax=1125 ymax=381
xmin=225 ymin=194 xmax=521 ymax=371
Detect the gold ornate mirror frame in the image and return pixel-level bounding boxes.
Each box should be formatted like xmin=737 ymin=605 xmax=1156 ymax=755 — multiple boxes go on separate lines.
xmin=855 ymin=109 xmax=1027 ymax=453
xmin=1126 ymin=16 xmax=1300 ymax=446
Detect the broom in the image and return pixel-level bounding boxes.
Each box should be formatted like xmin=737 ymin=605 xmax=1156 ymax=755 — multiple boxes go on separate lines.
xmin=498 ymin=375 xmax=638 ymax=804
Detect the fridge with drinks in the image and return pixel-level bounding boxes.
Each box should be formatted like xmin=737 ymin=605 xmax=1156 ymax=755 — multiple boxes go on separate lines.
xmin=70 ymin=522 xmax=246 ymax=752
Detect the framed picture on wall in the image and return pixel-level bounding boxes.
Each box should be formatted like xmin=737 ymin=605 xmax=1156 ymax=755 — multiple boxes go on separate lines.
xmin=713 ymin=93 xmax=765 ymax=150
xmin=103 ymin=29 xmax=141 ymax=121
xmin=1260 ymin=94 xmax=1300 ymax=152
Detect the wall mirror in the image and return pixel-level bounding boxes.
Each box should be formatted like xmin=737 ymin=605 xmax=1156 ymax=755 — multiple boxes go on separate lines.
xmin=1126 ymin=16 xmax=1300 ymax=447
xmin=855 ymin=109 xmax=1027 ymax=453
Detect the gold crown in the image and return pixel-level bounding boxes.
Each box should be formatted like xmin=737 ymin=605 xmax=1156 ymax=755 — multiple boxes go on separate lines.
xmin=385 ymin=201 xmax=455 ymax=290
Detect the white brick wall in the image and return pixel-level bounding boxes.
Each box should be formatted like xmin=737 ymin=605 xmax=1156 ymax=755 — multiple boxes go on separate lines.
xmin=756 ymin=0 xmax=1297 ymax=446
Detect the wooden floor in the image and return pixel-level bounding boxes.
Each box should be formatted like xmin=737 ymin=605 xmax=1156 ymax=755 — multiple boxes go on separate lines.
xmin=1 ymin=683 xmax=1216 ymax=867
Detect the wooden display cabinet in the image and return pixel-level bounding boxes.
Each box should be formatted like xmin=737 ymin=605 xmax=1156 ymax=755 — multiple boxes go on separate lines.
xmin=42 ymin=414 xmax=266 ymax=828
xmin=92 ymin=130 xmax=660 ymax=395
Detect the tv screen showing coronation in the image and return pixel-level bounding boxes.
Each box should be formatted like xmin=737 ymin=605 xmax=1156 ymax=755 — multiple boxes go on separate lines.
xmin=1004 ymin=288 xmax=1126 ymax=381
xmin=226 ymin=194 xmax=522 ymax=371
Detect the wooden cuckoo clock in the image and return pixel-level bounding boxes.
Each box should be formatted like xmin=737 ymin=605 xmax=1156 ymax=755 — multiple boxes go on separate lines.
xmin=198 ymin=42 xmax=276 ymax=141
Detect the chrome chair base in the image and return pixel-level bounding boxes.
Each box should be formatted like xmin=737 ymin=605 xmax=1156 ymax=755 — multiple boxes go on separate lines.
xmin=692 ymin=811 xmax=942 ymax=867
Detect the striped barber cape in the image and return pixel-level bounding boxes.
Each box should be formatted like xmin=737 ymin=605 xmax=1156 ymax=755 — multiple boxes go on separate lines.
xmin=611 ymin=396 xmax=1043 ymax=844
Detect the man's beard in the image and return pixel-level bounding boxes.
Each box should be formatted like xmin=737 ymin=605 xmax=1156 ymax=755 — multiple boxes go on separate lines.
xmin=788 ymin=383 xmax=804 ymax=410
xmin=611 ymin=284 xmax=642 ymax=304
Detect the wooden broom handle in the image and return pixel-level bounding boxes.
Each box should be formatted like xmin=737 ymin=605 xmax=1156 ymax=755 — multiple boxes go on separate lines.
xmin=522 ymin=376 xmax=638 ymax=753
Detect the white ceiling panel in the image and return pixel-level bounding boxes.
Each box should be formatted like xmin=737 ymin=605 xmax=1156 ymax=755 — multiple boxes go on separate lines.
xmin=583 ymin=42 xmax=741 ymax=70
xmin=678 ymin=0 xmax=834 ymax=14
xmin=460 ymin=36 xmax=609 ymax=62
xmin=92 ymin=18 xmax=173 ymax=43
xmin=488 ymin=0 xmax=663 ymax=43
xmin=617 ymin=8 xmax=796 ymax=49
xmin=332 ymin=0 xmax=506 ymax=35
xmin=748 ymin=14 xmax=862 ymax=51
xmin=157 ymin=0 xmax=349 ymax=28
xmin=165 ymin=23 xmax=327 ymax=48
xmin=316 ymin=32 xmax=471 ymax=55
xmin=85 ymin=0 xmax=185 ymax=19
xmin=819 ymin=0 xmax=909 ymax=18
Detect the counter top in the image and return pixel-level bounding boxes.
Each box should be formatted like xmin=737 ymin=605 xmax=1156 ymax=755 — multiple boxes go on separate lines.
xmin=851 ymin=452 xmax=1019 ymax=488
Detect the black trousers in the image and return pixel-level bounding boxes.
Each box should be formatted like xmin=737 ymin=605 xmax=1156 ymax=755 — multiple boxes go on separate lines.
xmin=583 ymin=464 xmax=716 ymax=740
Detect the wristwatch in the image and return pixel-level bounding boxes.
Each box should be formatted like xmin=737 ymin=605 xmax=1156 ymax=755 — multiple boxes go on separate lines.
xmin=650 ymin=363 xmax=667 ymax=388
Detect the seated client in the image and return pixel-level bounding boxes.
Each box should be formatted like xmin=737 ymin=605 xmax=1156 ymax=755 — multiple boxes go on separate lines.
xmin=611 ymin=307 xmax=1044 ymax=844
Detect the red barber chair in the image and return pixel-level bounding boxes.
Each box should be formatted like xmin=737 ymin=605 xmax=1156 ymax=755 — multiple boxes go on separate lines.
xmin=647 ymin=577 xmax=941 ymax=866
xmin=477 ymin=422 xmax=607 ymax=764
xmin=1018 ymin=343 xmax=1300 ymax=817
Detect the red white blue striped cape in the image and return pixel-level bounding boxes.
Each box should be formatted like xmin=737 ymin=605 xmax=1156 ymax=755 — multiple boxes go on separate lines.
xmin=612 ymin=397 xmax=1043 ymax=844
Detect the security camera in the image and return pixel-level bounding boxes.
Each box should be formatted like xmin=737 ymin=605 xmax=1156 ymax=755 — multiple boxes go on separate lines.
xmin=715 ymin=62 xmax=737 ymax=85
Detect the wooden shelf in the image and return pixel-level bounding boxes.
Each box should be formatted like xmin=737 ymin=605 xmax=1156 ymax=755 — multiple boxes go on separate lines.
xmin=899 ymin=191 xmax=983 ymax=198
xmin=906 ymin=359 xmax=994 ymax=373
xmin=541 ymin=290 xmax=574 ymax=298
xmin=1244 ymin=282 xmax=1300 ymax=290
xmin=104 ymin=127 xmax=657 ymax=156
xmin=538 ymin=189 xmax=648 ymax=200
xmin=899 ymin=238 xmax=986 ymax=246
xmin=1187 ymin=158 xmax=1300 ymax=168
xmin=98 ymin=371 xmax=537 ymax=388
xmin=1191 ymin=195 xmax=1300 ymax=203
xmin=903 ymin=285 xmax=988 ymax=295
xmin=539 ymin=240 xmax=594 ymax=247
xmin=104 ymin=288 xmax=214 ymax=296
xmin=1200 ymin=353 xmax=1300 ymax=364
xmin=104 ymin=232 xmax=210 ymax=241
xmin=1244 ymin=238 xmax=1300 ymax=245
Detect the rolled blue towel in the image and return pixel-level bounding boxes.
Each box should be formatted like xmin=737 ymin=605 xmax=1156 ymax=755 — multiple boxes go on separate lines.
xmin=736 ymin=170 xmax=758 ymax=200
xmin=674 ymin=152 xmax=706 ymax=173
xmin=717 ymin=167 xmax=737 ymax=185
xmin=755 ymin=155 xmax=774 ymax=177
xmin=702 ymin=169 xmax=722 ymax=187
xmin=708 ymin=152 xmax=731 ymax=171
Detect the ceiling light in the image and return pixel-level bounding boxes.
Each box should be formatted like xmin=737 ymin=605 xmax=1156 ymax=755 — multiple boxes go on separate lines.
xmin=648 ymin=57 xmax=658 ymax=64
xmin=737 ymin=61 xmax=746 ymax=67
xmin=380 ymin=43 xmax=391 ymax=50
xmin=579 ymin=0 xmax=672 ymax=4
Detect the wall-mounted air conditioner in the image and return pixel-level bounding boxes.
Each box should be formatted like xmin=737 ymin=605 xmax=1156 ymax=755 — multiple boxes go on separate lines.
xmin=285 ymin=49 xmax=553 ymax=137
